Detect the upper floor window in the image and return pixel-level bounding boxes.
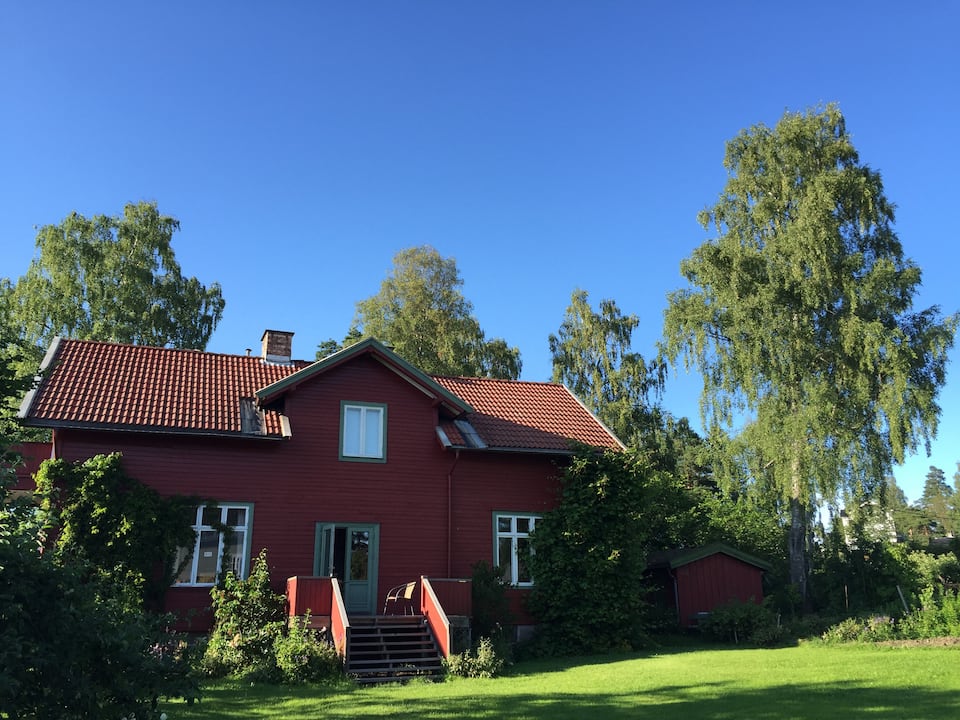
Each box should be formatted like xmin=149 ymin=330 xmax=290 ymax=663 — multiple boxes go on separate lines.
xmin=494 ymin=513 xmax=539 ymax=586
xmin=341 ymin=402 xmax=386 ymax=462
xmin=174 ymin=504 xmax=253 ymax=586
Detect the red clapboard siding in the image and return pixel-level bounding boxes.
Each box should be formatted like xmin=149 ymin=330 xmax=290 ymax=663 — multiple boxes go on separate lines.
xmin=675 ymin=553 xmax=764 ymax=624
xmin=50 ymin=354 xmax=567 ymax=626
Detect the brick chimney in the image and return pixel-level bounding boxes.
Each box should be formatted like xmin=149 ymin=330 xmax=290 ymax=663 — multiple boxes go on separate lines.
xmin=261 ymin=330 xmax=294 ymax=364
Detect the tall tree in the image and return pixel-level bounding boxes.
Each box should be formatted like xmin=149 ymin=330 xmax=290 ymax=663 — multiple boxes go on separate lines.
xmin=548 ymin=289 xmax=714 ymax=485
xmin=347 ymin=246 xmax=521 ymax=379
xmin=4 ymin=201 xmax=225 ymax=365
xmin=661 ymin=105 xmax=957 ymax=600
xmin=549 ymin=289 xmax=662 ymax=444
xmin=917 ymin=465 xmax=954 ymax=537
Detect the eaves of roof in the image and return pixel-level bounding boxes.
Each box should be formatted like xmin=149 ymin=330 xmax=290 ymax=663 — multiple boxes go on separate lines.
xmin=653 ymin=542 xmax=772 ymax=571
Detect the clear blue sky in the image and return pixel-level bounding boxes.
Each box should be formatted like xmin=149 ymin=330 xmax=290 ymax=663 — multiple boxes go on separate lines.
xmin=2 ymin=2 xmax=957 ymax=503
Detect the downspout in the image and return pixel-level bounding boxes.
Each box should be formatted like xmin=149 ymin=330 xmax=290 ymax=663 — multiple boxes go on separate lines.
xmin=447 ymin=449 xmax=460 ymax=578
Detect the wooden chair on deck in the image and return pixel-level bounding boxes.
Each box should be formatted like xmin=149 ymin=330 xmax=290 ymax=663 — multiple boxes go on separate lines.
xmin=382 ymin=581 xmax=417 ymax=615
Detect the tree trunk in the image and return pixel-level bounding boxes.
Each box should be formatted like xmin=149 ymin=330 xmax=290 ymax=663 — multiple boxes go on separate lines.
xmin=788 ymin=456 xmax=807 ymax=602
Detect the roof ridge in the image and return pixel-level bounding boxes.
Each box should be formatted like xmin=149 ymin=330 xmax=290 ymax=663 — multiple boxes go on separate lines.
xmin=431 ymin=374 xmax=562 ymax=387
xmin=58 ymin=337 xmax=310 ymax=364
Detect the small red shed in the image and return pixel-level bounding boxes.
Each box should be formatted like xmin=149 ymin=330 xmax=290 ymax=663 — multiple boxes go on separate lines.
xmin=647 ymin=543 xmax=770 ymax=627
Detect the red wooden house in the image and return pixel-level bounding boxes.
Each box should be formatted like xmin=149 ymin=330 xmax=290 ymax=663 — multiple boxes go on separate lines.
xmin=18 ymin=331 xmax=622 ymax=674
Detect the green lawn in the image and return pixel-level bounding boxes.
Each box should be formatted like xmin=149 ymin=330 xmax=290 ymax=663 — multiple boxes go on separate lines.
xmin=162 ymin=643 xmax=960 ymax=720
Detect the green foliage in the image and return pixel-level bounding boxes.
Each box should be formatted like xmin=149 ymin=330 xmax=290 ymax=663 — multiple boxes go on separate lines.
xmin=273 ymin=615 xmax=344 ymax=684
xmin=33 ymin=452 xmax=197 ymax=609
xmin=914 ymin=465 xmax=956 ymax=537
xmin=528 ymin=448 xmax=696 ymax=655
xmin=820 ymin=589 xmax=960 ymax=643
xmin=1 ymin=487 xmax=199 ymax=718
xmin=4 ymin=201 xmax=225 ymax=363
xmin=549 ymin=289 xmax=663 ymax=444
xmin=345 ymin=245 xmax=522 ymax=379
xmin=899 ymin=588 xmax=960 ymax=640
xmin=443 ymin=637 xmax=506 ymax=679
xmin=470 ymin=560 xmax=513 ymax=640
xmin=202 ymin=549 xmax=287 ymax=680
xmin=699 ymin=599 xmax=782 ymax=646
xmin=661 ymin=104 xmax=958 ymax=597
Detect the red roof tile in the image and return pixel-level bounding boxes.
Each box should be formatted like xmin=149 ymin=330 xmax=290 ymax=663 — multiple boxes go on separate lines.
xmin=22 ymin=338 xmax=622 ymax=451
xmin=431 ymin=376 xmax=622 ymax=451
xmin=25 ymin=339 xmax=309 ymax=437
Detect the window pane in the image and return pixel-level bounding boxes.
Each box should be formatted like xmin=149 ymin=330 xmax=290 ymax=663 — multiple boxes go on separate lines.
xmin=343 ymin=407 xmax=361 ymax=455
xmin=174 ymin=545 xmax=194 ymax=584
xmin=363 ymin=408 xmax=382 ymax=456
xmin=223 ymin=530 xmax=246 ymax=577
xmin=350 ymin=530 xmax=369 ymax=581
xmin=497 ymin=516 xmax=512 ymax=533
xmin=226 ymin=508 xmax=246 ymax=527
xmin=498 ymin=537 xmax=514 ymax=582
xmin=517 ymin=538 xmax=532 ymax=584
xmin=517 ymin=517 xmax=531 ymax=534
xmin=201 ymin=506 xmax=221 ymax=527
xmin=195 ymin=530 xmax=221 ymax=584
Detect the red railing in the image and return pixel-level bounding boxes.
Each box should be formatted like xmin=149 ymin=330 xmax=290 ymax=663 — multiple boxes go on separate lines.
xmin=330 ymin=579 xmax=350 ymax=660
xmin=420 ymin=576 xmax=451 ymax=657
xmin=286 ymin=576 xmax=350 ymax=658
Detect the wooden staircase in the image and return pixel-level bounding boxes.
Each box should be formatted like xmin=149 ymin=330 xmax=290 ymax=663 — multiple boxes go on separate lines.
xmin=347 ymin=615 xmax=444 ymax=683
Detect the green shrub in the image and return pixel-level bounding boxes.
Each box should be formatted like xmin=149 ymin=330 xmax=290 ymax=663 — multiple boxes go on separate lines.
xmin=0 ymin=527 xmax=199 ymax=718
xmin=700 ymin=599 xmax=781 ymax=646
xmin=470 ymin=560 xmax=513 ymax=640
xmin=201 ymin=549 xmax=286 ymax=679
xmin=528 ymin=449 xmax=689 ymax=655
xmin=274 ymin=615 xmax=343 ymax=684
xmin=444 ymin=637 xmax=505 ymax=679
xmin=820 ymin=617 xmax=865 ymax=644
xmin=899 ymin=588 xmax=960 ymax=640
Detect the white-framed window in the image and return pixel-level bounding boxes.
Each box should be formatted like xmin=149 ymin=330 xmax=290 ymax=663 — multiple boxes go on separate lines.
xmin=340 ymin=402 xmax=386 ymax=461
xmin=494 ymin=513 xmax=539 ymax=586
xmin=174 ymin=504 xmax=253 ymax=586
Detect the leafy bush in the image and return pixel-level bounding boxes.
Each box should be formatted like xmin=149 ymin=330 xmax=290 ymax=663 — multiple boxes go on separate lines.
xmin=33 ymin=453 xmax=197 ymax=609
xmin=201 ymin=549 xmax=286 ymax=679
xmin=820 ymin=617 xmax=865 ymax=644
xmin=0 ymin=510 xmax=199 ymax=718
xmin=470 ymin=560 xmax=513 ymax=640
xmin=444 ymin=637 xmax=505 ymax=679
xmin=201 ymin=550 xmax=344 ymax=684
xmin=899 ymin=588 xmax=960 ymax=640
xmin=273 ymin=615 xmax=343 ymax=684
xmin=528 ymin=448 xmax=692 ymax=655
xmin=699 ymin=599 xmax=782 ymax=646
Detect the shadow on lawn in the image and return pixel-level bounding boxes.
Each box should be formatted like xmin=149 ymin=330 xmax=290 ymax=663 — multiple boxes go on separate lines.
xmin=174 ymin=679 xmax=960 ymax=720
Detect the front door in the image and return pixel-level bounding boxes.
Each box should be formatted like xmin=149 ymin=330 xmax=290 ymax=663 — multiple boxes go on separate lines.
xmin=315 ymin=523 xmax=379 ymax=615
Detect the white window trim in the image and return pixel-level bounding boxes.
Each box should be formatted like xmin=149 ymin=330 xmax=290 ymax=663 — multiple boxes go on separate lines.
xmin=340 ymin=401 xmax=387 ymax=462
xmin=175 ymin=503 xmax=254 ymax=587
xmin=493 ymin=512 xmax=540 ymax=587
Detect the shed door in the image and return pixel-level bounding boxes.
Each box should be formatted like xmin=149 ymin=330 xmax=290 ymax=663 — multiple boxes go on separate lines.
xmin=314 ymin=522 xmax=379 ymax=615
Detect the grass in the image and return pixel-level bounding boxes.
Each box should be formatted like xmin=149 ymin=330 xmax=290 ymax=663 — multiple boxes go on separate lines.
xmin=161 ymin=642 xmax=960 ymax=720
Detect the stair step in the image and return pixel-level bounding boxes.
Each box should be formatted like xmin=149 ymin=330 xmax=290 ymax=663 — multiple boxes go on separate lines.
xmin=345 ymin=613 xmax=443 ymax=684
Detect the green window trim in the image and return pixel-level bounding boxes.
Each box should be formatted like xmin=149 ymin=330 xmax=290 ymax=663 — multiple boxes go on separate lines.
xmin=339 ymin=401 xmax=387 ymax=463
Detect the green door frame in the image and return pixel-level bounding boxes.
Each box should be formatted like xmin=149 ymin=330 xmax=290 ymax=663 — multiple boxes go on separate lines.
xmin=314 ymin=522 xmax=380 ymax=615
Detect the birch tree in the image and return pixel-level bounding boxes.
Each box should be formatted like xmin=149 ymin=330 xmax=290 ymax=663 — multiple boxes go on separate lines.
xmin=661 ymin=105 xmax=956 ymax=599
xmin=4 ymin=201 xmax=225 ymax=362
xmin=349 ymin=246 xmax=521 ymax=379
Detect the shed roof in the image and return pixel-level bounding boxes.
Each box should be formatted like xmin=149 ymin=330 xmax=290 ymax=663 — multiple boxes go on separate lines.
xmin=647 ymin=542 xmax=771 ymax=572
